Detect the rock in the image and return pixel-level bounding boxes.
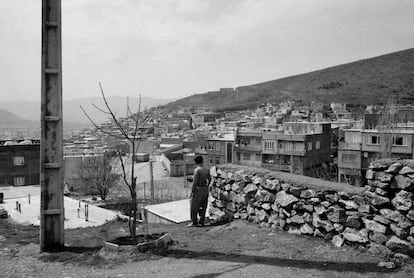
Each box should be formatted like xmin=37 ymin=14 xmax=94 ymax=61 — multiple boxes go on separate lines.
xmin=302 ymin=212 xmax=312 ymax=223
xmin=287 ymin=214 xmax=305 ymax=224
xmin=373 ymin=215 xmax=391 ymax=225
xmin=358 ymin=204 xmax=372 ymax=214
xmin=321 ymin=201 xmax=330 ymax=208
xmin=375 ymin=187 xmax=388 ymax=196
xmin=255 ymin=189 xmax=276 ymax=203
xmin=380 ymin=209 xmax=405 ymax=222
xmin=366 ymin=169 xmax=375 ymax=180
xmin=390 ymin=223 xmax=408 ymax=239
xmin=364 ymin=191 xmax=390 ymax=207
xmin=224 ymin=184 xmax=232 ymax=191
xmin=231 ymin=183 xmax=240 ymax=192
xmin=252 ymin=176 xmax=264 ymax=186
xmin=325 ymin=193 xmax=339 ymax=203
xmin=342 ymin=228 xmax=368 ymax=243
xmin=368 ymin=180 xmax=389 ymax=189
xmin=247 ymin=204 xmax=255 ymax=215
xmin=370 ymin=162 xmax=387 ymax=171
xmin=400 ymin=166 xmax=414 ymax=175
xmin=391 ymin=175 xmax=414 ymax=190
xmin=327 ymin=206 xmax=346 ymax=223
xmin=302 ymin=204 xmax=314 ymax=213
xmin=312 ymin=213 xmax=334 ymax=232
xmin=255 ymin=209 xmax=269 ymax=222
xmin=410 ymin=227 xmax=414 ymax=236
xmin=338 ymin=191 xmax=352 ymax=200
xmin=244 ymin=183 xmax=258 ymax=195
xmin=275 ymin=191 xmax=298 ymax=208
xmin=370 ymin=232 xmax=388 ymax=245
xmin=225 ymin=202 xmax=236 ymax=212
xmin=300 ymin=189 xmax=317 ymax=199
xmin=310 ymin=198 xmax=321 ymax=205
xmin=407 ymin=236 xmax=414 ymax=245
xmin=376 ymin=172 xmax=393 ymax=183
xmin=386 ymin=236 xmax=414 ymax=256
xmin=261 ymin=203 xmax=271 ymax=211
xmin=406 ymin=209 xmax=414 ymax=221
xmin=369 ymin=243 xmax=393 ymax=257
xmin=288 ymin=226 xmax=301 ymax=235
xmin=263 ymin=179 xmax=280 ymax=192
xmin=385 ymin=162 xmax=403 ymax=174
xmin=300 ymin=223 xmax=314 ymax=235
xmin=332 ymin=235 xmax=344 ymax=247
xmin=289 ymin=186 xmax=302 ymax=198
xmin=394 ymin=253 xmax=410 ymax=260
xmin=345 ymin=215 xmax=362 ymax=229
xmin=392 ymin=190 xmax=413 ymax=211
xmin=377 ymin=261 xmax=397 ymax=269
xmin=363 ymin=219 xmax=387 ymax=234
xmin=334 ymin=223 xmax=345 ymax=233
xmin=338 ymin=199 xmax=359 ymax=210
xmin=314 ymin=228 xmax=325 ymax=237
xmin=398 ymin=217 xmax=413 ymax=229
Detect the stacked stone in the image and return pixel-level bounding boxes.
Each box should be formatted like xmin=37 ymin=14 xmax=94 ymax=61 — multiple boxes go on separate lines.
xmin=363 ymin=161 xmax=414 ymax=257
xmin=208 ymin=161 xmax=414 ymax=258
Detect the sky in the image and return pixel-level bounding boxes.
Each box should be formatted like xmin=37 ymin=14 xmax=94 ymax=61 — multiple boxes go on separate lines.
xmin=0 ymin=0 xmax=414 ymax=102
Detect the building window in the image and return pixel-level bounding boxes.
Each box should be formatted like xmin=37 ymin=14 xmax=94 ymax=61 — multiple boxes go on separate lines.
xmin=264 ymin=141 xmax=274 ymax=149
xmin=369 ymin=135 xmax=380 ymax=145
xmin=207 ymin=142 xmax=214 ymax=150
xmin=308 ymin=142 xmax=312 ymax=151
xmin=215 ymin=142 xmax=221 ymax=152
xmin=316 ymin=141 xmax=320 ymax=149
xmin=393 ymin=136 xmax=405 ymax=146
xmin=13 ymin=156 xmax=25 ymax=166
xmin=342 ymin=153 xmax=357 ymax=162
xmin=215 ymin=157 xmax=220 ymax=164
xmin=294 ymin=142 xmax=305 ymax=152
xmin=14 ymin=177 xmax=25 ymax=186
xmin=242 ymin=153 xmax=251 ymax=161
xmin=255 ymin=154 xmax=261 ymax=161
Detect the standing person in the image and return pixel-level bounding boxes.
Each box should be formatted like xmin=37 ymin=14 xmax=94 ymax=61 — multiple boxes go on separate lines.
xmin=188 ymin=155 xmax=211 ymax=227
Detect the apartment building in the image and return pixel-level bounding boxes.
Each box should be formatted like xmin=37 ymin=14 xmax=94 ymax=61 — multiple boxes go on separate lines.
xmin=0 ymin=140 xmax=40 ymax=186
xmin=338 ymin=128 xmax=414 ymax=186
xmin=235 ymin=129 xmax=263 ymax=167
xmin=261 ymin=122 xmax=332 ymax=175
xmin=206 ymin=132 xmax=235 ymax=166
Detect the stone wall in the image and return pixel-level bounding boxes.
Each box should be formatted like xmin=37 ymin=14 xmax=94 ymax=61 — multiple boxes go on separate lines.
xmin=208 ymin=161 xmax=414 ymax=258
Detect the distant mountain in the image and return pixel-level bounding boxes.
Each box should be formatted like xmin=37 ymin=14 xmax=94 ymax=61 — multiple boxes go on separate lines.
xmin=165 ymin=48 xmax=414 ymax=111
xmin=0 ymin=96 xmax=173 ymax=124
xmin=0 ymin=109 xmax=30 ymax=125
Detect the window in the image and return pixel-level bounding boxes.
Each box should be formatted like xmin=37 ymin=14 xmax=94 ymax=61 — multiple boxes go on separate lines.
xmin=255 ymin=154 xmax=261 ymax=161
xmin=393 ymin=136 xmax=405 ymax=146
xmin=215 ymin=142 xmax=221 ymax=152
xmin=316 ymin=141 xmax=320 ymax=150
xmin=342 ymin=153 xmax=357 ymax=162
xmin=294 ymin=142 xmax=305 ymax=152
xmin=14 ymin=177 xmax=25 ymax=186
xmin=369 ymin=135 xmax=380 ymax=145
xmin=13 ymin=156 xmax=25 ymax=166
xmin=264 ymin=141 xmax=274 ymax=149
xmin=242 ymin=153 xmax=251 ymax=161
xmin=215 ymin=158 xmax=220 ymax=164
xmin=207 ymin=142 xmax=214 ymax=150
xmin=308 ymin=142 xmax=312 ymax=151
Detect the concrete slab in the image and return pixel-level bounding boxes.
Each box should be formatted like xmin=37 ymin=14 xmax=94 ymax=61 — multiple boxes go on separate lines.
xmin=0 ymin=192 xmax=120 ymax=229
xmin=144 ymin=199 xmax=210 ymax=224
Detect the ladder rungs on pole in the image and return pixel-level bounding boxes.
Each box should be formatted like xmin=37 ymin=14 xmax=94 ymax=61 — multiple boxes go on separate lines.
xmin=45 ymin=21 xmax=59 ymax=27
xmin=44 ymin=209 xmax=61 ymax=215
xmin=44 ymin=163 xmax=61 ymax=169
xmin=45 ymin=116 xmax=60 ymax=122
xmin=45 ymin=68 xmax=59 ymax=74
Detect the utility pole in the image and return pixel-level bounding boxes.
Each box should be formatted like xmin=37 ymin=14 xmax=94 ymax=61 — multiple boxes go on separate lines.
xmin=149 ymin=160 xmax=154 ymax=200
xmin=40 ymin=0 xmax=64 ymax=251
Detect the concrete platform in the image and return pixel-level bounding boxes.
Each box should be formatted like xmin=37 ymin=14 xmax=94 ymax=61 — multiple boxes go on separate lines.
xmin=0 ymin=187 xmax=120 ymax=229
xmin=144 ymin=199 xmax=210 ymax=224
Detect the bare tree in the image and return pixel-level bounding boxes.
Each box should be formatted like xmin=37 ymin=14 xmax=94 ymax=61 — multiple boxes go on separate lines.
xmin=81 ymin=82 xmax=150 ymax=244
xmin=71 ymin=154 xmax=120 ymax=201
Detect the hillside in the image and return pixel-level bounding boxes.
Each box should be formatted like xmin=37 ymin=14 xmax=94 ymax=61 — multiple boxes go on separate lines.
xmin=0 ymin=96 xmax=173 ymax=124
xmin=165 ymin=48 xmax=414 ymax=111
xmin=0 ymin=109 xmax=30 ymax=125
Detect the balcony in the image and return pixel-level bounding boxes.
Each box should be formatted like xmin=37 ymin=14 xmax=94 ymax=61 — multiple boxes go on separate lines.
xmin=338 ymin=142 xmax=361 ymax=150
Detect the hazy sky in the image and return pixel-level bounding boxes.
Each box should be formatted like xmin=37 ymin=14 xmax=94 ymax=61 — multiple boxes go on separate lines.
xmin=1 ymin=0 xmax=414 ymax=102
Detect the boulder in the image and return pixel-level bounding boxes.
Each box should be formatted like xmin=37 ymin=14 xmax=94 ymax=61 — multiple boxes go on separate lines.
xmin=262 ymin=179 xmax=280 ymax=192
xmin=334 ymin=223 xmax=345 ymax=233
xmin=390 ymin=223 xmax=408 ymax=239
xmin=314 ymin=228 xmax=325 ymax=237
xmin=375 ymin=187 xmax=388 ymax=196
xmin=400 ymin=166 xmax=414 ymax=175
xmin=380 ymin=209 xmax=405 ymax=222
xmin=358 ymin=204 xmax=372 ymax=214
xmin=231 ymin=183 xmax=240 ymax=192
xmin=300 ymin=189 xmax=317 ymax=199
xmin=332 ymin=235 xmax=344 ymax=248
xmin=370 ymin=232 xmax=388 ymax=245
xmin=342 ymin=228 xmax=368 ymax=243
xmin=406 ymin=209 xmax=414 ymax=221
xmin=288 ymin=186 xmax=302 ymax=198
xmin=255 ymin=189 xmax=276 ymax=203
xmin=391 ymin=190 xmax=413 ymax=211
xmin=327 ymin=206 xmax=346 ymax=223
xmin=376 ymin=172 xmax=393 ymax=183
xmin=386 ymin=236 xmax=414 ymax=256
xmin=345 ymin=215 xmax=362 ymax=229
xmin=312 ymin=213 xmax=334 ymax=232
xmin=338 ymin=199 xmax=359 ymax=210
xmin=373 ymin=215 xmax=391 ymax=225
xmin=391 ymin=175 xmax=413 ymax=190
xmin=288 ymin=214 xmax=305 ymax=224
xmin=368 ymin=243 xmax=393 ymax=257
xmin=385 ymin=162 xmax=403 ymax=174
xmin=275 ymin=191 xmax=298 ymax=208
xmin=338 ymin=191 xmax=352 ymax=200
xmin=255 ymin=209 xmax=269 ymax=222
xmin=300 ymin=223 xmax=314 ymax=235
xmin=398 ymin=217 xmax=413 ymax=229
xmin=261 ymin=203 xmax=271 ymax=211
xmin=244 ymin=183 xmax=258 ymax=195
xmin=363 ymin=219 xmax=387 ymax=234
xmin=364 ymin=191 xmax=390 ymax=207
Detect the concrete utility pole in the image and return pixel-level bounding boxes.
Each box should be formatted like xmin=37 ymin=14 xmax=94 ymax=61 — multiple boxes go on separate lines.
xmin=40 ymin=0 xmax=64 ymax=251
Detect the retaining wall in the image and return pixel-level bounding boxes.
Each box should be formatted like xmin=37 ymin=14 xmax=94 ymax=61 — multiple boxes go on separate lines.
xmin=208 ymin=161 xmax=414 ymax=258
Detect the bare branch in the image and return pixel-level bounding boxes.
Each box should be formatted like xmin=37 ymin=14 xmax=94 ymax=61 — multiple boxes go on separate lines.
xmin=133 ymin=94 xmax=142 ymax=139
xmin=98 ymin=82 xmax=131 ymax=141
xmin=91 ymin=103 xmax=112 ymax=115
xmin=117 ymin=151 xmax=130 ymax=188
xmin=80 ymin=105 xmax=125 ymax=139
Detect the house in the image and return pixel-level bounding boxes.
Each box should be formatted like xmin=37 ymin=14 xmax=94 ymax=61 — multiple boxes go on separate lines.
xmin=206 ymin=132 xmax=235 ymax=166
xmin=235 ymin=129 xmax=262 ymax=167
xmin=0 ymin=140 xmax=40 ymax=186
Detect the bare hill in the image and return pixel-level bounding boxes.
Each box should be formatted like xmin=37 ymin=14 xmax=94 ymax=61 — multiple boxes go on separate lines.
xmin=165 ymin=48 xmax=414 ymax=111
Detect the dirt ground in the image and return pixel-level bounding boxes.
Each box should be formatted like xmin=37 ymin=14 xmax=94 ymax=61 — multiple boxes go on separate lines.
xmin=1 ymin=218 xmax=413 ymax=278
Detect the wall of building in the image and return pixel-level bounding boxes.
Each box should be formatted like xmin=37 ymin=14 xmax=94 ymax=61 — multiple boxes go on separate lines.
xmin=209 ymin=161 xmax=414 ymax=258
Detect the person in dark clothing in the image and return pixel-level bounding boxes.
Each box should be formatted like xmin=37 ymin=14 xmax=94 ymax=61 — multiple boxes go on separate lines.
xmin=188 ymin=155 xmax=211 ymax=227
